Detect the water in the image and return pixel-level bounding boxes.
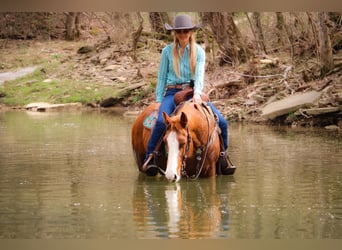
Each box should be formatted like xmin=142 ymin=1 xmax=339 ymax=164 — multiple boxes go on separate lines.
xmin=0 ymin=111 xmax=341 ymax=239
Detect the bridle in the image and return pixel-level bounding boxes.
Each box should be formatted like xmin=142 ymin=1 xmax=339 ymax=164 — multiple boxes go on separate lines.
xmin=152 ymin=101 xmax=219 ymax=180
xmin=180 ymin=103 xmax=219 ymax=180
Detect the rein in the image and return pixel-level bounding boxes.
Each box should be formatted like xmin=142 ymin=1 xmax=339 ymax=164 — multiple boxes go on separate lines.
xmin=152 ymin=100 xmax=218 ymax=180
xmin=181 ymin=102 xmax=218 ymax=180
xmin=150 ymin=102 xmax=189 ymax=175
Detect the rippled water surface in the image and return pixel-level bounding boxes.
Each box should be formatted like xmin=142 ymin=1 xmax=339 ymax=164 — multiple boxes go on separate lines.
xmin=0 ymin=111 xmax=341 ymax=239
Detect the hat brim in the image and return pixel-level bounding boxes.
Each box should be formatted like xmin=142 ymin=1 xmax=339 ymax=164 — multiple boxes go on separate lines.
xmin=165 ymin=22 xmax=201 ymax=31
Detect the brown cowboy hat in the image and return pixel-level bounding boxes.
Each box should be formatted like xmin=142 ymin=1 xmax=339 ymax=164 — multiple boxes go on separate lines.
xmin=165 ymin=15 xmax=201 ymax=31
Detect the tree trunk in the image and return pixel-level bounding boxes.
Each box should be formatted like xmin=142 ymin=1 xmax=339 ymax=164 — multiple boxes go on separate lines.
xmin=307 ymin=12 xmax=319 ymax=55
xmin=327 ymin=12 xmax=342 ymax=51
xmin=65 ymin=12 xmax=80 ymax=41
xmin=149 ymin=12 xmax=170 ymax=33
xmin=200 ymin=12 xmax=250 ymax=66
xmin=276 ymin=12 xmax=286 ymax=46
xmin=317 ymin=12 xmax=334 ymax=76
xmin=251 ymin=12 xmax=267 ymax=54
xmin=132 ymin=12 xmax=144 ymax=62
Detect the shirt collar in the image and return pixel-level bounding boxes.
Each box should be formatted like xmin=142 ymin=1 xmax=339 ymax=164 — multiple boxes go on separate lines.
xmin=176 ymin=43 xmax=190 ymax=50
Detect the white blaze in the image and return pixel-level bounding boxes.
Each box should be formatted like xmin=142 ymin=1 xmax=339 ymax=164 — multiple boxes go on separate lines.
xmin=165 ymin=131 xmax=181 ymax=181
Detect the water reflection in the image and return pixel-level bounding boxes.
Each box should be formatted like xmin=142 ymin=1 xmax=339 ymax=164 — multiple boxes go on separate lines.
xmin=132 ymin=176 xmax=235 ymax=239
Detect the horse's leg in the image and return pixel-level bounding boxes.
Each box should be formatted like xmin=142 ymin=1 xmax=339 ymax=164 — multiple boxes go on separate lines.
xmin=209 ymin=162 xmax=217 ymax=177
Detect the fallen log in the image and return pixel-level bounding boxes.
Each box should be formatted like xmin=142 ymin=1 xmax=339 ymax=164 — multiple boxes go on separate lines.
xmin=100 ymin=81 xmax=147 ymax=107
xmin=214 ymin=80 xmax=244 ymax=89
xmin=117 ymin=81 xmax=146 ymax=95
xmin=294 ymin=107 xmax=341 ymax=116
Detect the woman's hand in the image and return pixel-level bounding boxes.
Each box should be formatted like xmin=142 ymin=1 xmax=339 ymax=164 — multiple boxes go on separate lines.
xmin=193 ymin=93 xmax=202 ymax=104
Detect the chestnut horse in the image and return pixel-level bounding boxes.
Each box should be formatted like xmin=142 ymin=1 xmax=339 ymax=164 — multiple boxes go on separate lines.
xmin=131 ymin=100 xmax=221 ymax=182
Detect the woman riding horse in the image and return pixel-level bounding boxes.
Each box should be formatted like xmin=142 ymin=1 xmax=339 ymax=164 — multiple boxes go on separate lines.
xmin=143 ymin=14 xmax=231 ymax=176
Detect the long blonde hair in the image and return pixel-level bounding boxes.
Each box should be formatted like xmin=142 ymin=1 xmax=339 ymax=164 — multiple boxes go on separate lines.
xmin=172 ymin=32 xmax=197 ymax=78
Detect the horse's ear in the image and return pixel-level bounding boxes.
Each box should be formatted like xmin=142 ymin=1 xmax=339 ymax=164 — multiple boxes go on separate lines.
xmin=162 ymin=112 xmax=170 ymax=126
xmin=180 ymin=112 xmax=188 ymax=128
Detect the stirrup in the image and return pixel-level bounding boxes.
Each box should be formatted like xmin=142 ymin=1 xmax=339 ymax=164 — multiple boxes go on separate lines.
xmin=142 ymin=154 xmax=153 ymax=171
xmin=220 ymin=151 xmax=236 ymax=175
xmin=142 ymin=154 xmax=159 ymax=176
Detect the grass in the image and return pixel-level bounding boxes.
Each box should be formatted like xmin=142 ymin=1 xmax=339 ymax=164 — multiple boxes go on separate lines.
xmin=0 ymin=39 xmax=159 ymax=107
xmin=0 ymin=67 xmax=121 ymax=106
xmin=0 ymin=40 xmax=127 ymax=107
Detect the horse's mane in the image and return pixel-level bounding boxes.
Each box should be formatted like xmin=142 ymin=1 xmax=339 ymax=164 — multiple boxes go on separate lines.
xmin=172 ymin=101 xmax=217 ymax=146
xmin=174 ymin=100 xmax=216 ymax=124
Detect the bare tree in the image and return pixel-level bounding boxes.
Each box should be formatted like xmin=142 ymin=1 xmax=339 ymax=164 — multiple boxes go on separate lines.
xmin=65 ymin=12 xmax=81 ymax=41
xmin=132 ymin=12 xmax=144 ymax=62
xmin=149 ymin=12 xmax=170 ymax=33
xmin=250 ymin=12 xmax=267 ymax=54
xmin=276 ymin=12 xmax=286 ymax=47
xmin=317 ymin=12 xmax=334 ymax=76
xmin=200 ymin=12 xmax=250 ymax=66
xmin=327 ymin=12 xmax=342 ymax=51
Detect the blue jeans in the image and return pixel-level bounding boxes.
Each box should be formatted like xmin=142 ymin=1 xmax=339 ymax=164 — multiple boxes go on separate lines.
xmin=145 ymin=89 xmax=228 ymax=161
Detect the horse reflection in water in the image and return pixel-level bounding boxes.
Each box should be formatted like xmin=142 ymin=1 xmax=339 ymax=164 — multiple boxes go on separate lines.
xmin=131 ymin=100 xmax=221 ymax=182
xmin=132 ymin=177 xmax=230 ymax=239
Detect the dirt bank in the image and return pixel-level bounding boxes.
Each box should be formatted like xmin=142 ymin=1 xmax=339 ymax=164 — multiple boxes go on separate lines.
xmin=0 ymin=39 xmax=341 ymax=129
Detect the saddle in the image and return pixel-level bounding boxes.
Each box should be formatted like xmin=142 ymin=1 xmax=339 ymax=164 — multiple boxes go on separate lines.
xmin=174 ymin=88 xmax=209 ymax=106
xmin=143 ymin=89 xmax=209 ymax=130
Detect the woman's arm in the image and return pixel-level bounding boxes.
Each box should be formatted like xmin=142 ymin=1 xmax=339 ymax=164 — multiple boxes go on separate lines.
xmin=155 ymin=46 xmax=170 ymax=103
xmin=193 ymin=44 xmax=206 ymax=103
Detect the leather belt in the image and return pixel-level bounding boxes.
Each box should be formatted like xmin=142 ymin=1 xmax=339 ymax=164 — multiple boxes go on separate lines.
xmin=166 ymin=83 xmax=190 ymax=90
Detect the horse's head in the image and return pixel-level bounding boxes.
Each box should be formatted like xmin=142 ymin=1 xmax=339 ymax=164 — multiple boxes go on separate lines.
xmin=162 ymin=111 xmax=190 ymax=182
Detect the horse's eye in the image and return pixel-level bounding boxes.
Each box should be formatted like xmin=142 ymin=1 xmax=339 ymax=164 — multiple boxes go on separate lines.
xmin=178 ymin=140 xmax=186 ymax=148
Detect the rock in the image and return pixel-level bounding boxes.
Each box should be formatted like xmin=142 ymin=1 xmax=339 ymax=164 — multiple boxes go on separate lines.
xmin=100 ymin=58 xmax=108 ymax=65
xmin=324 ymin=125 xmax=340 ymax=131
xmin=104 ymin=65 xmax=121 ymax=71
xmin=25 ymin=102 xmax=51 ymax=110
xmin=100 ymin=97 xmax=122 ymax=107
xmin=261 ymin=91 xmax=322 ymax=120
xmin=123 ymin=110 xmax=140 ymax=117
xmin=77 ymin=46 xmax=94 ymax=54
xmin=245 ymin=99 xmax=256 ymax=106
xmin=110 ymin=76 xmax=127 ymax=82
xmin=25 ymin=102 xmax=82 ymax=112
xmin=43 ymin=79 xmax=53 ymax=83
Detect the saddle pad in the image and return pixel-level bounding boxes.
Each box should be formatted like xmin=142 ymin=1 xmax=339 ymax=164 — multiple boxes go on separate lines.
xmin=143 ymin=110 xmax=158 ymax=130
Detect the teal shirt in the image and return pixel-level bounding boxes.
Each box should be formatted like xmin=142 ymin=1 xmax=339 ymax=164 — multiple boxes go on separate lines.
xmin=155 ymin=43 xmax=205 ymax=103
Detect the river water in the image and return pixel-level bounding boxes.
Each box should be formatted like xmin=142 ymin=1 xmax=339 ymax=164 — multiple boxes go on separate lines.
xmin=0 ymin=110 xmax=341 ymax=239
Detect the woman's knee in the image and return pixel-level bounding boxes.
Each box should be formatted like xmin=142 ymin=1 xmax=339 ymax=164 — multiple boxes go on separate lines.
xmin=219 ymin=118 xmax=228 ymax=132
xmin=154 ymin=118 xmax=166 ymax=130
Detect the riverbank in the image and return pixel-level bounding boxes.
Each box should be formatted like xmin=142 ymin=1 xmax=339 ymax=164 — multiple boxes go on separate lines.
xmin=0 ymin=39 xmax=341 ymax=129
